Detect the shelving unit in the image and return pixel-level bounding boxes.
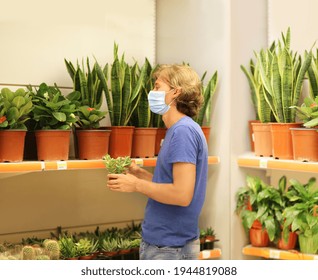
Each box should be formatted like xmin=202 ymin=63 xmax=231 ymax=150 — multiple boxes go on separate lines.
xmin=242 ymin=245 xmax=318 ymax=260
xmin=0 ymin=156 xmax=220 ymax=173
xmin=199 ymin=248 xmax=222 ymax=259
xmin=237 ymin=152 xmax=318 ymax=173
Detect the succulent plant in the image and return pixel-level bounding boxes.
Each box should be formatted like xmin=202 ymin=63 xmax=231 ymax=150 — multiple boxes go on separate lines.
xmin=58 ymin=236 xmax=78 ymax=259
xmin=103 ymin=154 xmax=132 ymax=174
xmin=75 ymin=238 xmax=98 ymax=257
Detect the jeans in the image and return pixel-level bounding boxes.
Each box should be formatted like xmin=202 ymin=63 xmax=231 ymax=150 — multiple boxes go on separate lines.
xmin=139 ymin=238 xmax=200 ymax=260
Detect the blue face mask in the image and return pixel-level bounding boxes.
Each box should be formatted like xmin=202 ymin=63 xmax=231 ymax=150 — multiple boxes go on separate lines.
xmin=148 ymin=90 xmax=171 ymax=115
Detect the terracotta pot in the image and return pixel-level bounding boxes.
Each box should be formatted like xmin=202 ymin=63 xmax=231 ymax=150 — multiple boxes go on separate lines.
xmin=249 ymin=227 xmax=269 ymax=247
xmin=76 ymin=129 xmax=111 ymax=160
xmin=0 ymin=130 xmax=26 ymax=162
xmin=251 ymin=219 xmax=262 ymax=230
xmin=252 ymin=122 xmax=272 ymax=157
xmin=248 ymin=120 xmax=260 ymax=152
xmin=201 ymin=126 xmax=211 ymax=144
xmin=155 ymin=127 xmax=167 ymax=156
xmin=131 ymin=128 xmax=157 ymax=158
xmin=35 ymin=130 xmax=71 ymax=161
xmin=277 ymin=231 xmax=297 ymax=250
xmin=290 ymin=128 xmax=318 ymax=162
xmin=270 ymin=123 xmax=302 ymax=159
xmin=108 ymin=126 xmax=134 ymax=158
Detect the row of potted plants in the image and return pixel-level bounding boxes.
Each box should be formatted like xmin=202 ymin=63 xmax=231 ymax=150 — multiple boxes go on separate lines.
xmin=236 ymin=175 xmax=318 ymax=254
xmin=0 ymin=223 xmax=217 ymax=260
xmin=241 ymin=28 xmax=318 ymax=162
xmin=0 ymin=43 xmax=218 ymax=162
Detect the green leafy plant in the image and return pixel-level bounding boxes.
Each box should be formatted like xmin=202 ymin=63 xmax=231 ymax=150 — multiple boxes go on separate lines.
xmin=235 ymin=175 xmax=284 ymax=242
xmin=29 ymin=83 xmax=77 ymax=130
xmin=0 ymin=88 xmax=33 ymax=129
xmin=282 ymin=177 xmax=318 ymax=253
xmin=103 ymin=154 xmax=132 ymax=174
xmin=75 ymin=238 xmax=99 ymax=257
xmin=290 ymin=96 xmax=318 ymax=128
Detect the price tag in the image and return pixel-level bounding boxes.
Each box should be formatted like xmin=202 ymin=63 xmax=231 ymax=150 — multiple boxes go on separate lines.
xmin=269 ymin=249 xmax=280 ymax=259
xmin=259 ymin=158 xmax=268 ymax=169
xmin=134 ymin=158 xmax=144 ymax=167
xmin=41 ymin=162 xmax=45 ymax=171
xmin=201 ymin=250 xmax=210 ymax=259
xmin=56 ymin=161 xmax=67 ymax=170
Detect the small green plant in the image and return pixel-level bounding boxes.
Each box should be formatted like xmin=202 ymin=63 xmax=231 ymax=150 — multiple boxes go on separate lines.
xmin=290 ymin=96 xmax=318 ymax=128
xmin=58 ymin=235 xmax=78 ymax=259
xmin=103 ymin=154 xmax=132 ymax=174
xmin=28 ymin=83 xmax=77 ymax=130
xmin=100 ymin=238 xmax=118 ymax=253
xmin=75 ymin=238 xmax=99 ymax=257
xmin=0 ymin=88 xmax=33 ymax=129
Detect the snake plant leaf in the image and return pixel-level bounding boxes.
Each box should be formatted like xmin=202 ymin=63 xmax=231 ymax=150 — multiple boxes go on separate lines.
xmin=111 ymin=57 xmax=122 ymax=126
xmin=121 ymin=64 xmax=132 ymax=126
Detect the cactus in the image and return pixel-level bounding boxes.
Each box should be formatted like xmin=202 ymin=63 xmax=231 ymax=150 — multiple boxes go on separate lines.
xmin=44 ymin=239 xmax=60 ymax=260
xmin=0 ymin=244 xmax=6 ymax=253
xmin=21 ymin=246 xmax=35 ymax=260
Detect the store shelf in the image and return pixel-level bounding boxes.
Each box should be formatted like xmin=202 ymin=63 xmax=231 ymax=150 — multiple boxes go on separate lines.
xmin=237 ymin=152 xmax=318 ymax=173
xmin=0 ymin=156 xmax=220 ymax=173
xmin=199 ymin=248 xmax=222 ymax=259
xmin=242 ymin=245 xmax=318 ymax=260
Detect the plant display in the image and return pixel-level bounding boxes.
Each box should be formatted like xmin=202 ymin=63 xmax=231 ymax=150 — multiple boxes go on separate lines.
xmin=290 ymin=96 xmax=318 ymax=128
xmin=96 ymin=43 xmax=149 ymax=126
xmin=0 ymin=88 xmax=33 ymax=129
xmin=21 ymin=245 xmax=35 ymax=260
xmin=256 ymin=28 xmax=312 ymax=123
xmin=28 ymin=83 xmax=77 ymax=130
xmin=103 ymin=154 xmax=132 ymax=174
xmin=65 ymin=58 xmax=108 ymax=129
xmin=194 ymin=70 xmax=218 ymax=126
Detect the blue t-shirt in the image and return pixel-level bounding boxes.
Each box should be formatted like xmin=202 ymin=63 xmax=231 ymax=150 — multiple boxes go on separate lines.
xmin=142 ymin=116 xmax=208 ymax=247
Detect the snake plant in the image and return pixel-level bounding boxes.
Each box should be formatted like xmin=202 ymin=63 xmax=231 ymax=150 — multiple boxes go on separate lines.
xmin=96 ymin=43 xmax=148 ymax=126
xmin=240 ymin=42 xmax=276 ymax=123
xmin=64 ymin=57 xmax=104 ymax=110
xmin=257 ymin=28 xmax=312 ymax=123
xmin=307 ymin=49 xmax=318 ymax=99
xmin=194 ymin=71 xmax=218 ymax=126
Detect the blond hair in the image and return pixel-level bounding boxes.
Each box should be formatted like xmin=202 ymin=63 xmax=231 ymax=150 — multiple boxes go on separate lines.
xmin=153 ymin=64 xmax=203 ymax=117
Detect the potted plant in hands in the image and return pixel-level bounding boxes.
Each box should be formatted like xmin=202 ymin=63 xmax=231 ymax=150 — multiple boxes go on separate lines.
xmin=289 ymin=96 xmax=318 ymax=161
xmin=102 ymin=154 xmax=132 ymax=174
xmin=29 ymin=83 xmax=77 ymax=160
xmin=65 ymin=58 xmax=111 ymax=160
xmin=0 ymin=87 xmax=33 ymax=162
